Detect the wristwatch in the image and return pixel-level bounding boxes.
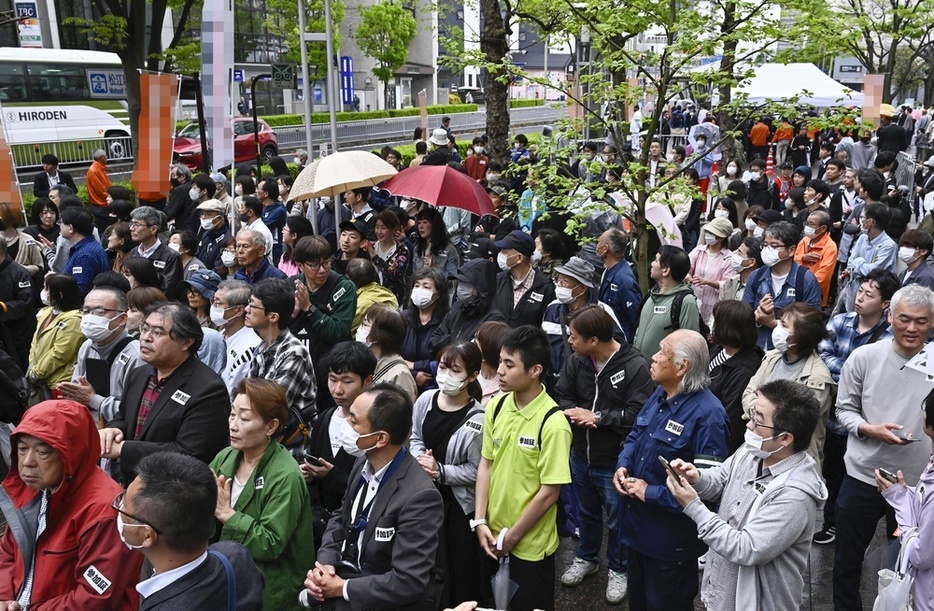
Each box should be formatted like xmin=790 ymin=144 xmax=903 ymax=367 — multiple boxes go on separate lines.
xmin=593 ymin=411 xmax=603 ymax=424
xmin=469 ymin=518 xmax=487 ymax=532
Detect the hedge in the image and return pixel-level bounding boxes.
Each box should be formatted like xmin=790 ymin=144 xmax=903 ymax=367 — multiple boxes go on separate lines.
xmin=510 ymin=99 xmax=545 ymax=108
xmin=178 ymin=104 xmax=480 ymax=130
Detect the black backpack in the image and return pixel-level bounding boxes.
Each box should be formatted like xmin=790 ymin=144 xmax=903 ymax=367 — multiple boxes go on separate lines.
xmin=0 ymin=344 xmax=28 ymax=424
xmin=641 ymin=287 xmax=710 ymax=338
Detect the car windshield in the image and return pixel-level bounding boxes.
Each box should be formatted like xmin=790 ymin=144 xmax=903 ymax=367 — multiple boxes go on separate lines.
xmin=178 ymin=123 xmax=201 ymax=138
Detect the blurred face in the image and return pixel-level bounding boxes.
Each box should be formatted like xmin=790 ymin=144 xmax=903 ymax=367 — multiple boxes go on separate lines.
xmin=328 ymin=370 xmax=367 ymax=409
xmin=490 ymin=193 xmax=503 ymax=210
xmin=497 ymin=348 xmax=537 ymax=393
xmin=107 ymin=230 xmax=124 ymax=251
xmin=854 ymin=280 xmax=886 ymax=318
xmin=889 ymin=300 xmax=934 ymax=354
xmin=16 ymin=434 xmax=63 ymax=490
xmin=127 ymin=306 xmax=143 ymax=332
xmin=139 ymin=312 xmax=191 ymax=367
xmin=123 ymin=271 xmax=138 ymax=290
xmin=386 ymin=153 xmax=399 ymax=166
xmin=792 ymin=174 xmax=806 ymax=187
xmin=282 ymin=224 xmax=294 ymax=247
xmin=825 ymin=164 xmax=841 ymax=182
xmin=277 ymin=180 xmax=289 ymax=196
xmin=255 ymin=185 xmax=267 ymax=201
xmin=42 ymin=162 xmax=56 ymax=175
xmin=649 ymin=142 xmax=662 ymax=158
xmin=844 ymin=170 xmax=857 ymax=190
xmin=374 ymin=219 xmax=391 ymax=242
xmin=780 ymin=167 xmax=792 ymax=179
xmin=222 ymin=243 xmax=237 ymax=267
xmin=417 ymin=218 xmax=433 ymax=238
xmin=837 ymin=151 xmax=849 ymax=164
xmin=236 ymin=235 xmax=263 ymax=268
xmin=340 ymin=230 xmax=363 ymax=254
xmin=39 ymin=206 xmax=56 ymax=229
xmin=228 ymin=393 xmax=276 ymax=453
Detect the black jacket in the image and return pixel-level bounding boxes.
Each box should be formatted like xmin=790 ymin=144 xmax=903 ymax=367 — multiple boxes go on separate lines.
xmin=490 ymin=267 xmax=555 ymax=328
xmin=555 ymin=343 xmax=655 ymax=468
xmin=165 ymin=183 xmax=199 ymax=234
xmin=307 ymin=406 xmax=357 ymax=512
xmin=127 ymin=242 xmax=184 ymax=300
xmin=0 ymin=258 xmax=36 ymax=370
xmin=708 ymin=345 xmax=764 ymax=452
xmin=400 ymin=306 xmax=445 ymax=375
xmin=196 ymin=225 xmax=232 ymax=271
xmin=140 ymin=541 xmax=264 ymax=610
xmin=747 ymin=178 xmax=779 ymax=211
xmin=32 ymin=170 xmax=76 ymax=199
xmin=430 ymin=259 xmax=504 ymax=353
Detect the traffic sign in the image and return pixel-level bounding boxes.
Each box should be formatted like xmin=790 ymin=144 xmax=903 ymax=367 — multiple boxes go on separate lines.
xmin=233 ymin=69 xmax=243 ymax=83
xmin=271 ymin=64 xmax=295 ymax=90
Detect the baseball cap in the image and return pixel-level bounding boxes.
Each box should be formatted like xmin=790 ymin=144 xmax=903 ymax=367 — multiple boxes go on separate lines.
xmin=493 ymin=230 xmax=535 ymax=258
xmin=179 ymin=269 xmax=221 ymax=301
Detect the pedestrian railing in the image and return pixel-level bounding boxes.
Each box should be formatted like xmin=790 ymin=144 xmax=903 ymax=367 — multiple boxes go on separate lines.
xmin=12 ymin=134 xmax=134 ymax=170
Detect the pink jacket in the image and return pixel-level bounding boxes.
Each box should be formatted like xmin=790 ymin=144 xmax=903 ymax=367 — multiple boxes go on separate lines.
xmin=883 ymin=455 xmax=934 ymax=611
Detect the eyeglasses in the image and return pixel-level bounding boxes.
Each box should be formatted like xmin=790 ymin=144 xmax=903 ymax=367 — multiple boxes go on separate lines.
xmin=301 ymin=260 xmax=330 ymax=271
xmin=129 ymin=221 xmax=152 ymax=229
xmin=750 ymin=415 xmax=783 ymax=432
xmin=80 ymin=307 xmax=125 ymax=316
xmin=111 ymin=492 xmax=163 ymax=534
xmin=245 ymin=303 xmax=266 ymax=312
xmin=139 ymin=323 xmax=169 ymax=338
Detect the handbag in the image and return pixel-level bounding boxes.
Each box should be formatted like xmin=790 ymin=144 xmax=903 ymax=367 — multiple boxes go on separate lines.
xmin=872 ymin=528 xmax=918 ymax=611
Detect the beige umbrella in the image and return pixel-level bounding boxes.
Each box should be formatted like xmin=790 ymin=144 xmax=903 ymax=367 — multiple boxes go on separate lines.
xmin=291 ymin=150 xmax=397 ymax=200
xmin=290 ymin=158 xmax=321 ymax=203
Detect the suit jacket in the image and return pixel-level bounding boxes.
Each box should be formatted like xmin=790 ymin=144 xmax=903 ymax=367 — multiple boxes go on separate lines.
xmin=318 ymin=450 xmax=443 ymax=611
xmin=32 ymin=170 xmax=76 ymax=199
xmin=107 ymin=354 xmax=229 ymax=480
xmin=139 ymin=541 xmax=264 ymax=610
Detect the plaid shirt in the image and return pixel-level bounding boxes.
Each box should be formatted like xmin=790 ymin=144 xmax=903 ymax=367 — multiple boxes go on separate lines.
xmin=818 ymin=311 xmax=892 ymax=382
xmin=248 ymin=330 xmax=317 ymax=422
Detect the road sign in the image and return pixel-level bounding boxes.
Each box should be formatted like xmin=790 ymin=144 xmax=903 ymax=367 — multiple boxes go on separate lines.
xmin=271 ymin=64 xmax=295 ymax=90
xmin=340 ymin=56 xmax=354 ymax=105
xmin=87 ymin=70 xmax=125 ymax=98
xmin=233 ymin=69 xmax=243 ymax=83
xmin=15 ymin=1 xmax=41 ymax=48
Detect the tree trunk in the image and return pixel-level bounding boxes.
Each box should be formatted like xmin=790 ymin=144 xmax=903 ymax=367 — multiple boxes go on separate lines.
xmin=716 ymin=1 xmax=737 ymax=160
xmin=480 ymin=0 xmax=510 ymax=165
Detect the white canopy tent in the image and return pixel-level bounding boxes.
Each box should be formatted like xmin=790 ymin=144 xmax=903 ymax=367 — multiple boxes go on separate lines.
xmin=736 ymin=63 xmax=863 ymax=107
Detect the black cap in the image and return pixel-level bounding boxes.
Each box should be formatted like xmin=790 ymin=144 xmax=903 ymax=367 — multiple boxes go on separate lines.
xmin=466 ymin=237 xmax=497 ymax=260
xmin=753 ymin=209 xmax=783 ymax=225
xmin=339 ymin=220 xmax=367 ymax=236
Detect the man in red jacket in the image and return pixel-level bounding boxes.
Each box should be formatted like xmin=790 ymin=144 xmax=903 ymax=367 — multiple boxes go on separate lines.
xmin=0 ymin=400 xmax=143 ymax=609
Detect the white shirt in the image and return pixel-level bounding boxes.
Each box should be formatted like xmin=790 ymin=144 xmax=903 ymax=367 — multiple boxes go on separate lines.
xmin=137 ymin=552 xmax=208 ymax=599
xmin=342 ymin=457 xmax=394 ymax=602
xmin=245 ymin=218 xmax=274 ymax=262
xmin=137 ymin=239 xmax=162 ymax=259
xmin=222 ymin=325 xmax=262 ymax=394
xmin=231 ymin=476 xmax=246 ymax=508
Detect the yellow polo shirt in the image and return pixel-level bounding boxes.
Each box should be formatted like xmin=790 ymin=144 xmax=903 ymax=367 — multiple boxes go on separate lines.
xmin=481 ymin=387 xmax=572 ymax=561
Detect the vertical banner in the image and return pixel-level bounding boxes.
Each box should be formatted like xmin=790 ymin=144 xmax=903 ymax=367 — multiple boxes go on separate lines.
xmin=418 ymin=89 xmax=428 ymax=139
xmin=340 ymin=56 xmax=354 ymax=106
xmin=862 ymin=74 xmax=885 ymax=131
xmin=132 ymin=72 xmax=181 ymax=202
xmin=202 ymin=0 xmax=235 ymax=172
xmin=0 ymin=101 xmax=24 ymax=217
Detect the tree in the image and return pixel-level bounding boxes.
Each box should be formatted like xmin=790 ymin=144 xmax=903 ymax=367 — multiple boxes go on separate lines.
xmin=265 ymin=0 xmax=346 ymax=81
xmin=355 ymin=1 xmax=417 ymax=110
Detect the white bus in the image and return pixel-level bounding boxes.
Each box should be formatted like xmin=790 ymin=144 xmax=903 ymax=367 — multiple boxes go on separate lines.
xmin=0 ymin=47 xmax=132 ymax=164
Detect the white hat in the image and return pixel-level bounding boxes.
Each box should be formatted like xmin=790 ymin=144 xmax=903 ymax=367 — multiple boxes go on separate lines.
xmin=429 ymin=128 xmax=449 ymax=147
xmin=925 ymin=155 xmax=934 ymax=168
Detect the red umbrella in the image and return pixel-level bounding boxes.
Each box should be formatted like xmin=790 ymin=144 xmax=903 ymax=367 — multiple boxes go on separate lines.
xmin=380 ymin=165 xmax=495 ymax=216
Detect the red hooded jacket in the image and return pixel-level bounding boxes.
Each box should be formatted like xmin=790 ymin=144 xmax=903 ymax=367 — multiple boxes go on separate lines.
xmin=0 ymin=400 xmax=143 ymax=609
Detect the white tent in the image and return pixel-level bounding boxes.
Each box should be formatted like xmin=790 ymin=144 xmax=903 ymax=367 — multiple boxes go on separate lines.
xmin=736 ymin=63 xmax=863 ymax=107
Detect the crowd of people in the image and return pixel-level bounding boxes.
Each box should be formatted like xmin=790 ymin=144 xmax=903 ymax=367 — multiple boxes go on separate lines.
xmin=0 ymin=106 xmax=932 ymax=611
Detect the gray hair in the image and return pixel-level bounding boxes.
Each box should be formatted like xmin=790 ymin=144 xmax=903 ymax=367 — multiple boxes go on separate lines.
xmin=295 ymin=149 xmax=308 ymax=161
xmin=171 ymin=164 xmax=192 ymax=182
xmin=669 ymin=330 xmax=711 ymax=394
xmin=891 ymin=284 xmax=934 ymax=316
xmin=603 ymin=228 xmax=629 ymax=256
xmin=144 ymin=301 xmax=203 ymax=353
xmin=236 ymin=228 xmax=266 ymax=253
xmin=217 ymin=279 xmax=252 ymax=307
xmin=88 ymin=286 xmax=128 ymax=312
xmin=131 ymin=205 xmax=163 ymax=228
xmin=92 ymin=148 xmax=107 ymax=161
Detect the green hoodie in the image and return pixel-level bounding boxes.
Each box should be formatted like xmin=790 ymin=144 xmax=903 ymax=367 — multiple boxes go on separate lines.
xmin=632 ymin=282 xmax=701 ymax=364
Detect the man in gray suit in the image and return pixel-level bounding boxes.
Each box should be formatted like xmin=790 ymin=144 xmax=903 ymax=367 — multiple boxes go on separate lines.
xmin=303 ymin=382 xmax=444 ymax=610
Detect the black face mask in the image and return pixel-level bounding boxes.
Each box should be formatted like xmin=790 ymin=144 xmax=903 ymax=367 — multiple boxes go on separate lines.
xmin=170 ymin=177 xmax=180 ymax=188
xmin=239 ymin=213 xmax=250 ymax=223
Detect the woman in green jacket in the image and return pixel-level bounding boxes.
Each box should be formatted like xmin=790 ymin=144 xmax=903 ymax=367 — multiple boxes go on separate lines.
xmin=211 ymin=377 xmax=315 ymax=610
xmin=28 ymin=273 xmax=84 ymax=400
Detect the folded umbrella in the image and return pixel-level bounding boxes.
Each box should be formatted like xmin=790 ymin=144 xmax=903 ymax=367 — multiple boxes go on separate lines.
xmin=491 ymin=528 xmax=518 ymax=610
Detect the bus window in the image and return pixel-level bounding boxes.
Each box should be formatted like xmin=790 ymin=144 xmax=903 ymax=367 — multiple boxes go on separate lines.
xmin=0 ymin=63 xmax=25 ymax=102
xmin=26 ymin=63 xmax=88 ymax=101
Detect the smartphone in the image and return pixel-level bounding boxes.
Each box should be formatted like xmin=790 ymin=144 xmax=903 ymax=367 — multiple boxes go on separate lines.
xmin=303 ymin=453 xmax=320 ymax=465
xmin=894 ymin=433 xmax=922 ymax=442
xmin=658 ymin=455 xmax=681 ymax=482
xmin=879 ymin=468 xmax=899 ymax=484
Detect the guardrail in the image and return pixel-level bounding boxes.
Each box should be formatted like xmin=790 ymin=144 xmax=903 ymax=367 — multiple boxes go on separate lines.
xmin=12 ymin=134 xmax=134 ymax=170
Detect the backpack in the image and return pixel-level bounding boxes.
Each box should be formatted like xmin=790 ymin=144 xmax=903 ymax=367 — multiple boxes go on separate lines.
xmin=0 ymin=344 xmax=28 ymax=424
xmin=640 ymin=287 xmax=710 ymax=338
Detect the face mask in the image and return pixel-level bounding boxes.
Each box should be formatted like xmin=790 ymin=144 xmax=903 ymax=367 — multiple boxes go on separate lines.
xmin=761 ymin=245 xmax=781 ymax=267
xmin=666 ymin=153 xmax=675 ymax=162
xmin=293 ymin=157 xmax=302 ymax=165
xmin=210 ymin=305 xmax=231 ymax=327
xmin=189 ymin=188 xmax=200 ymax=201
xmin=167 ymin=242 xmax=181 ymax=253
xmin=81 ymin=313 xmax=115 ymax=343
xmin=200 ymin=218 xmax=215 ymax=231
xmin=456 ymin=284 xmax=474 ymax=302
xmin=235 ymin=185 xmax=243 ymax=196
xmin=436 ymin=372 xmax=468 ymax=396
xmin=221 ymin=251 xmax=237 ymax=267
xmin=170 ymin=177 xmax=180 ymax=188
xmin=745 ymin=218 xmax=757 ymax=232
xmin=696 ymin=140 xmax=706 ymax=149
xmin=39 ymin=289 xmax=49 ymax=306
xmin=898 ymin=246 xmax=919 ymax=263
xmin=784 ymin=199 xmax=795 ymax=210
xmin=486 ymin=172 xmax=498 ymax=181
xmin=410 ymin=287 xmax=435 ymax=309
xmin=771 ymin=323 xmax=795 ymax=352
xmin=555 ymin=286 xmax=578 ymax=304
xmin=749 ymin=171 xmax=761 ymax=182
xmin=704 ymin=233 xmax=719 ymax=245
xmin=496 ymin=252 xmax=514 ymax=271
xmin=339 ymin=418 xmax=363 ymax=457
xmin=803 ymin=226 xmax=816 ymax=238
xmin=714 ymin=209 xmax=729 ymax=219
xmin=729 ymin=253 xmax=748 ymax=273
xmin=116 ymin=513 xmax=146 ymax=550
xmin=753 ymin=226 xmax=765 ymax=238
xmin=239 ymin=213 xmax=250 ymax=223
xmin=744 ymin=428 xmax=784 ymax=459
xmin=355 ymin=430 xmax=383 ymax=454
xmin=531 ymin=250 xmax=543 ymax=264
xmin=474 ymin=146 xmax=484 ymax=154
xmin=355 ymin=325 xmax=370 ymax=344
xmin=726 ymin=165 xmax=737 ymax=176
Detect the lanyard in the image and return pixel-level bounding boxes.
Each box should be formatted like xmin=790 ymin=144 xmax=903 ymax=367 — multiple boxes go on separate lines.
xmin=349 ymin=447 xmax=406 ymax=533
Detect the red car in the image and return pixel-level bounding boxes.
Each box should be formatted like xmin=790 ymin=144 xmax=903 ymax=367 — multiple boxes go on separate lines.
xmin=173 ymin=117 xmax=278 ymax=170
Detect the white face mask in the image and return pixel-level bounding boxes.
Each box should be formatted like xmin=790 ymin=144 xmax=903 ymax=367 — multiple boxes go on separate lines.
xmin=81 ymin=313 xmax=116 ymax=343
xmin=745 ymin=218 xmax=757 ymax=232
xmin=899 ymin=246 xmax=919 ymax=263
xmin=210 ymin=305 xmax=231 ymax=327
xmin=339 ymin=418 xmax=363 ymax=457
xmin=729 ymin=253 xmax=748 ymax=273
xmin=168 ymin=242 xmax=181 ymax=252
xmin=704 ymin=232 xmax=719 ymax=245
xmin=666 ymin=153 xmax=675 ymax=162
xmin=714 ymin=209 xmax=729 ymax=219
xmin=235 ymin=185 xmax=243 ymax=196
xmin=355 ymin=325 xmax=370 ymax=344
xmin=456 ymin=284 xmax=474 ymax=302
xmin=696 ymin=140 xmax=706 ymax=149
xmin=784 ymin=199 xmax=795 ymax=210
xmin=744 ymin=428 xmax=784 ymax=459
xmin=555 ymin=286 xmax=578 ymax=304
xmin=436 ymin=372 xmax=468 ymax=396
xmin=200 ymin=217 xmax=215 ymax=231
xmin=749 ymin=171 xmax=762 ymax=182
xmin=293 ymin=157 xmax=302 ymax=165
xmin=531 ymin=250 xmax=543 ymax=264
xmin=39 ymin=288 xmax=49 ymax=306
xmin=116 ymin=512 xmax=146 ymax=550
xmin=771 ymin=322 xmax=795 ymax=352
xmin=753 ymin=226 xmax=765 ymax=238
xmin=803 ymin=226 xmax=816 ymax=238
xmin=410 ymin=287 xmax=435 ymax=309
xmin=221 ymin=251 xmax=237 ymax=267
xmin=726 ymin=165 xmax=738 ymax=176
xmin=189 ymin=187 xmax=200 ymax=201
xmin=496 ymin=252 xmax=514 ymax=271
xmin=760 ymin=245 xmax=781 ymax=267
xmin=474 ymin=146 xmax=484 ymax=155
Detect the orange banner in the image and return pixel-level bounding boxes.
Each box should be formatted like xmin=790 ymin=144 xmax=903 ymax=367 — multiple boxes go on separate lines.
xmin=132 ymin=72 xmax=180 ymax=203
xmin=0 ymin=103 xmax=24 ymax=220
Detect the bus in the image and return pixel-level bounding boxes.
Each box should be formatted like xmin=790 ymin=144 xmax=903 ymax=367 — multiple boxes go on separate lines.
xmin=0 ymin=47 xmax=132 ymax=166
